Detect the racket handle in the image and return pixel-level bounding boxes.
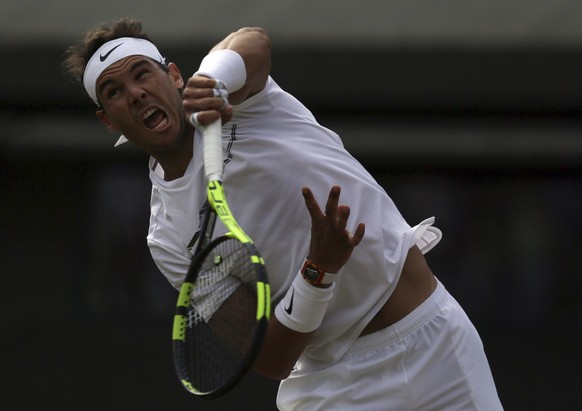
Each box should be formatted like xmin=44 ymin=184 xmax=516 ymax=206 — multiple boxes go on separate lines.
xmin=203 ymin=119 xmax=223 ymax=181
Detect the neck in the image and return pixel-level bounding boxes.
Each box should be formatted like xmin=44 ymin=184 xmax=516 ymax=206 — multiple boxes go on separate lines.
xmin=154 ymin=129 xmax=195 ymax=181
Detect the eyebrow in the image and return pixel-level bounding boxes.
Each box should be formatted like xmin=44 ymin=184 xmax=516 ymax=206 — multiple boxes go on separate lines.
xmin=97 ymin=59 xmax=152 ymax=99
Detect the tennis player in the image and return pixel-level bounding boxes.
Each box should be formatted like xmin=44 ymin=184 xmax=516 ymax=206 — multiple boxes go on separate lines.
xmin=65 ymin=17 xmax=503 ymax=410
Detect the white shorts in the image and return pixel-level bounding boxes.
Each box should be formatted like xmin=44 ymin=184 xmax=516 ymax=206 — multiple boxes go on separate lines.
xmin=277 ymin=280 xmax=503 ymax=411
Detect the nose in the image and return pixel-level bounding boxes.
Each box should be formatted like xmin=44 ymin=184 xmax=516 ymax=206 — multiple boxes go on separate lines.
xmin=128 ymin=83 xmax=147 ymax=104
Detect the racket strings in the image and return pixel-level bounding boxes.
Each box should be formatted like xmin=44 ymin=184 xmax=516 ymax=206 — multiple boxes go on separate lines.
xmin=182 ymin=238 xmax=261 ymax=393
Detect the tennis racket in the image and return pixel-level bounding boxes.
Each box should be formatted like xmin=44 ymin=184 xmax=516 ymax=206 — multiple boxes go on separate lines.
xmin=172 ymin=118 xmax=270 ymax=398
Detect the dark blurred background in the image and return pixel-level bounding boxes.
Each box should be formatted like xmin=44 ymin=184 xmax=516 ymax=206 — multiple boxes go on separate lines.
xmin=1 ymin=1 xmax=581 ymax=410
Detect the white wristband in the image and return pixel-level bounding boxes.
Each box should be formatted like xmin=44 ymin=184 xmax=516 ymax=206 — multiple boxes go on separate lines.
xmin=194 ymin=49 xmax=246 ymax=93
xmin=274 ymin=270 xmax=335 ymax=333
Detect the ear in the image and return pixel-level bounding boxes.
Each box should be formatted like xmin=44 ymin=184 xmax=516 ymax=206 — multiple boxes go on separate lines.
xmin=95 ymin=110 xmax=119 ymax=133
xmin=167 ymin=62 xmax=184 ymax=88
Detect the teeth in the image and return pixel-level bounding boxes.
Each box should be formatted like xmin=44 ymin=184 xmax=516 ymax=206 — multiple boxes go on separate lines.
xmin=143 ymin=108 xmax=157 ymax=120
xmin=155 ymin=117 xmax=168 ymax=130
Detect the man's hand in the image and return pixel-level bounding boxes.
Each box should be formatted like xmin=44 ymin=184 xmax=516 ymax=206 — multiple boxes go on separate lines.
xmin=182 ymin=75 xmax=233 ymax=128
xmin=302 ymin=185 xmax=365 ymax=274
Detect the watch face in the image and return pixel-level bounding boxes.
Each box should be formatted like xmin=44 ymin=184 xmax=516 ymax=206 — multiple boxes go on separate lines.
xmin=304 ymin=265 xmax=321 ymax=282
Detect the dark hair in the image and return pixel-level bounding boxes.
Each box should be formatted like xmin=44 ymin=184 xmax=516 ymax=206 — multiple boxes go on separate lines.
xmin=63 ymin=17 xmax=152 ymax=82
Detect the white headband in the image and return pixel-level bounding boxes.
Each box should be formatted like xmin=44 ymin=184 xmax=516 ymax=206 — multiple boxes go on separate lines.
xmin=82 ymin=37 xmax=165 ymax=106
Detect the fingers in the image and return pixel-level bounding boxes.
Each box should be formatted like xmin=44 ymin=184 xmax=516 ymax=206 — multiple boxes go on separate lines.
xmin=302 ymin=185 xmax=366 ymax=273
xmin=189 ymin=112 xmax=204 ymax=128
xmin=301 ymin=187 xmax=323 ymax=220
xmin=184 ymin=76 xmax=232 ymax=128
xmin=184 ymin=76 xmax=225 ymax=96
xmin=335 ymin=205 xmax=365 ymax=248
xmin=302 ymin=185 xmax=345 ymax=224
xmin=352 ymin=223 xmax=366 ymax=247
xmin=324 ymin=185 xmax=341 ymax=224
xmin=188 ymin=110 xmax=228 ymax=129
xmin=302 ymin=185 xmax=364 ymax=238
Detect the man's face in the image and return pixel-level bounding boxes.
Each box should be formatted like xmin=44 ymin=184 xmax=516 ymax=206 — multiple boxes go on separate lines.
xmin=95 ymin=56 xmax=187 ymax=152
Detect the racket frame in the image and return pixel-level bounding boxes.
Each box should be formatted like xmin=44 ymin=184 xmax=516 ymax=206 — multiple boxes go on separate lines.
xmin=172 ymin=119 xmax=270 ymax=397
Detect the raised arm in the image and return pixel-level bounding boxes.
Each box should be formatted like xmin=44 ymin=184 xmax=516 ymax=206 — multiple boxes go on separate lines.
xmin=207 ymin=27 xmax=271 ymax=104
xmin=182 ymin=27 xmax=271 ymax=126
xmin=254 ymin=186 xmax=365 ymax=380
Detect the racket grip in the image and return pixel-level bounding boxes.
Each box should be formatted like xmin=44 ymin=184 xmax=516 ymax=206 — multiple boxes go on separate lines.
xmin=203 ymin=119 xmax=223 ymax=181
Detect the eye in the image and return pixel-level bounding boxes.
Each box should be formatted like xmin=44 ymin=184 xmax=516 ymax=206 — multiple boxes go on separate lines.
xmin=107 ymin=87 xmax=122 ymax=99
xmin=135 ymin=69 xmax=150 ymax=80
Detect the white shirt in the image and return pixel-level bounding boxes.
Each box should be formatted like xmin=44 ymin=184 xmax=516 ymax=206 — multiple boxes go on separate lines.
xmin=147 ymin=77 xmax=441 ymax=368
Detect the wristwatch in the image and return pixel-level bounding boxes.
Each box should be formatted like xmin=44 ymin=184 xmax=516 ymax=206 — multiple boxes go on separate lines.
xmin=301 ymin=259 xmax=335 ymax=285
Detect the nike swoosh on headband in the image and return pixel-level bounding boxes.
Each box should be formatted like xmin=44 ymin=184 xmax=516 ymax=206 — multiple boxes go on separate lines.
xmin=99 ymin=43 xmax=124 ymax=62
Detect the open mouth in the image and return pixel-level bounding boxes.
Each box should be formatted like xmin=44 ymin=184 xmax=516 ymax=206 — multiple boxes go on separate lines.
xmin=143 ymin=107 xmax=168 ymax=130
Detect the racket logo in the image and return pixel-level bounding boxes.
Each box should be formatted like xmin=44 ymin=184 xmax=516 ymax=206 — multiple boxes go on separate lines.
xmin=208 ymin=182 xmax=226 ymax=214
xmin=284 ymin=288 xmax=294 ymax=315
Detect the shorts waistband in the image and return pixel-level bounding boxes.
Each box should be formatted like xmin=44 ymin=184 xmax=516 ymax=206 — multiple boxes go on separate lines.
xmin=341 ymin=280 xmax=448 ymax=361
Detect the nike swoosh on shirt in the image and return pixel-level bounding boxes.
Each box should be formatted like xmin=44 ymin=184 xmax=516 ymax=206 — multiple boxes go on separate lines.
xmin=99 ymin=43 xmax=124 ymax=62
xmin=284 ymin=288 xmax=295 ymax=315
